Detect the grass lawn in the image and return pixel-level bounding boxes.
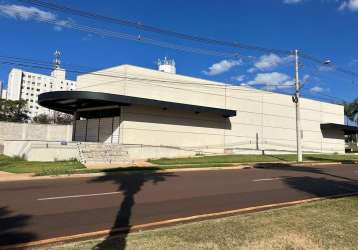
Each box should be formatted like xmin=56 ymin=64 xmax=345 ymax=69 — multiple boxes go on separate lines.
xmin=0 ymin=155 xmax=85 ymax=176
xmin=1 ymin=153 xmax=357 ymax=176
xmin=0 ymin=154 xmax=237 ymax=176
xmin=149 ymin=153 xmax=358 ymax=165
xmin=42 ymin=196 xmax=358 ymax=250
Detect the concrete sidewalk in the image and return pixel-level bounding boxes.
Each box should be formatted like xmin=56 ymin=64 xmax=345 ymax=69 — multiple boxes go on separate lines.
xmin=0 ymin=171 xmax=35 ymax=181
xmin=0 ymin=161 xmax=346 ymax=182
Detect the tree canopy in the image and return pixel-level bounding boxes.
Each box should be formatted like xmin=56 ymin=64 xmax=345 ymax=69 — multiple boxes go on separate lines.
xmin=344 ymin=98 xmax=358 ymax=124
xmin=0 ymin=99 xmax=29 ymax=122
xmin=32 ymin=111 xmax=73 ymax=125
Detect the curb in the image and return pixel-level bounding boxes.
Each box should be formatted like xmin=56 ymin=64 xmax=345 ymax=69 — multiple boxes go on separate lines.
xmin=0 ymin=161 xmax=353 ymax=182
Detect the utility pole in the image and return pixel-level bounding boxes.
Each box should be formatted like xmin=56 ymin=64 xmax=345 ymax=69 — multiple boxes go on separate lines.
xmin=293 ymin=49 xmax=303 ymax=162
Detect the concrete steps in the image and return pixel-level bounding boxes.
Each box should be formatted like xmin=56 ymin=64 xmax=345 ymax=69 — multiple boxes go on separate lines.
xmin=77 ymin=142 xmax=131 ymax=165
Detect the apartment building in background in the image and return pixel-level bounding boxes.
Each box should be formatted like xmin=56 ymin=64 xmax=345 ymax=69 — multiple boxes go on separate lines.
xmin=0 ymin=80 xmax=7 ymax=99
xmin=6 ymin=51 xmax=76 ymax=118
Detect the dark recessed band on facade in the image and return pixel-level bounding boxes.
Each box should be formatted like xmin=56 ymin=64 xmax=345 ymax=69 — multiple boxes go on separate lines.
xmin=320 ymin=123 xmax=358 ymax=135
xmin=38 ymin=91 xmax=237 ymax=118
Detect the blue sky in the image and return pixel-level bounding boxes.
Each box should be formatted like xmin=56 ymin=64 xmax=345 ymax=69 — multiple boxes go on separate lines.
xmin=0 ymin=0 xmax=357 ymax=102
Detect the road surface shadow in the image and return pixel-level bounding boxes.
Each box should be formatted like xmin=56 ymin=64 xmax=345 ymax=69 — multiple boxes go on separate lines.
xmin=283 ymin=176 xmax=358 ymax=197
xmin=254 ymin=163 xmax=356 ymax=181
xmin=268 ymin=155 xmax=357 ymax=164
xmin=0 ymin=206 xmax=36 ymax=247
xmin=254 ymin=163 xmax=358 ymax=198
xmin=91 ymin=170 xmax=176 ymax=250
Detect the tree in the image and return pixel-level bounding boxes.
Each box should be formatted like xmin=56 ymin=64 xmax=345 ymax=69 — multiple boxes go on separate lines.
xmin=32 ymin=113 xmax=52 ymax=124
xmin=0 ymin=99 xmax=29 ymax=122
xmin=344 ymin=98 xmax=358 ymax=124
xmin=344 ymin=98 xmax=358 ymax=149
xmin=53 ymin=111 xmax=73 ymax=125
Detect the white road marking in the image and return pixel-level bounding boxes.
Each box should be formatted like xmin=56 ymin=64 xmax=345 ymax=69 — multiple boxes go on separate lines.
xmin=253 ymin=177 xmax=282 ymax=182
xmin=37 ymin=191 xmax=122 ymax=201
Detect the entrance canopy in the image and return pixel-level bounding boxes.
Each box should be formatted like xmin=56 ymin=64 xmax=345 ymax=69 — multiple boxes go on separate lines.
xmin=320 ymin=123 xmax=358 ymax=135
xmin=38 ymin=91 xmax=237 ymax=118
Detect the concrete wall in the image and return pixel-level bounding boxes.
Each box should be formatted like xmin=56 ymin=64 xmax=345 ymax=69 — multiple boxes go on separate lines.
xmin=3 ymin=140 xmax=78 ymax=161
xmin=74 ymin=64 xmax=345 ymax=154
xmin=0 ymin=122 xmax=75 ymax=161
xmin=0 ymin=121 xmax=73 ymax=141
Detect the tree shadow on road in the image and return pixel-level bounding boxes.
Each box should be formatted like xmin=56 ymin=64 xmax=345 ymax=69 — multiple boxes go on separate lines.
xmin=91 ymin=170 xmax=176 ymax=250
xmin=283 ymin=176 xmax=358 ymax=197
xmin=254 ymin=163 xmax=358 ymax=199
xmin=268 ymin=155 xmax=357 ymax=165
xmin=0 ymin=206 xmax=36 ymax=248
xmin=253 ymin=163 xmax=356 ymax=181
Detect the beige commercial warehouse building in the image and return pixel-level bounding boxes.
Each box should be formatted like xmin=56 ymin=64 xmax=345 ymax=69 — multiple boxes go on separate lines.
xmin=39 ymin=63 xmax=356 ymax=161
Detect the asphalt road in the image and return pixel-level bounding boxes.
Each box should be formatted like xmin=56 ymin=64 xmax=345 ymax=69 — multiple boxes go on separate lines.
xmin=0 ymin=163 xmax=358 ymax=248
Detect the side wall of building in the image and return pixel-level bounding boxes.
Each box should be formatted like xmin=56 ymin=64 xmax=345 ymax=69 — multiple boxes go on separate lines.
xmin=7 ymin=68 xmax=22 ymax=101
xmin=76 ymin=65 xmax=345 ymax=154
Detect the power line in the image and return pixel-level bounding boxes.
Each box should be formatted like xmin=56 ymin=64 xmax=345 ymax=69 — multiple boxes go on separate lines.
xmin=11 ymin=2 xmax=358 ymax=92
xmin=0 ymin=54 xmax=350 ymax=104
xmin=15 ymin=0 xmax=358 ymax=95
xmin=0 ymin=55 xmax=253 ymax=89
xmin=20 ymin=0 xmax=292 ymax=55
xmin=301 ymin=52 xmax=358 ymax=80
xmin=0 ymin=59 xmax=294 ymax=100
xmin=1 ymin=14 xmax=244 ymax=59
xmin=10 ymin=1 xmax=358 ymax=92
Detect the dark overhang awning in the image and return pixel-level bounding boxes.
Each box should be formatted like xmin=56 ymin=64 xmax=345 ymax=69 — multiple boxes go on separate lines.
xmin=320 ymin=123 xmax=358 ymax=135
xmin=38 ymin=91 xmax=237 ymax=118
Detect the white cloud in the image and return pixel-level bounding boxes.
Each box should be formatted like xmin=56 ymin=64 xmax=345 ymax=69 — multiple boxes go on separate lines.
xmin=82 ymin=33 xmax=94 ymax=41
xmin=318 ymin=65 xmax=333 ymax=72
xmin=53 ymin=19 xmax=73 ymax=31
xmin=349 ymin=59 xmax=358 ymax=66
xmin=283 ymin=0 xmax=303 ymax=4
xmin=203 ymin=59 xmax=242 ymax=76
xmin=247 ymin=72 xmax=294 ymax=90
xmin=0 ymin=4 xmax=55 ymax=20
xmin=339 ymin=0 xmax=358 ymax=11
xmin=231 ymin=74 xmax=246 ymax=82
xmin=302 ymin=74 xmax=310 ymax=83
xmin=0 ymin=4 xmax=72 ymax=31
xmin=309 ymin=86 xmax=324 ymax=93
xmin=253 ymin=53 xmax=293 ymax=71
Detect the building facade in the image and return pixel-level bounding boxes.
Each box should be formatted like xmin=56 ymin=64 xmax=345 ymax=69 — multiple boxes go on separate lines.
xmin=1 ymin=89 xmax=7 ymax=99
xmin=39 ymin=62 xmax=352 ymax=158
xmin=0 ymin=80 xmax=4 ymax=99
xmin=6 ymin=51 xmax=76 ymax=118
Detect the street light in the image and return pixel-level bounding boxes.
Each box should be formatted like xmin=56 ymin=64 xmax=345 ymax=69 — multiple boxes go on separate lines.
xmin=323 ymin=59 xmax=332 ymax=65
